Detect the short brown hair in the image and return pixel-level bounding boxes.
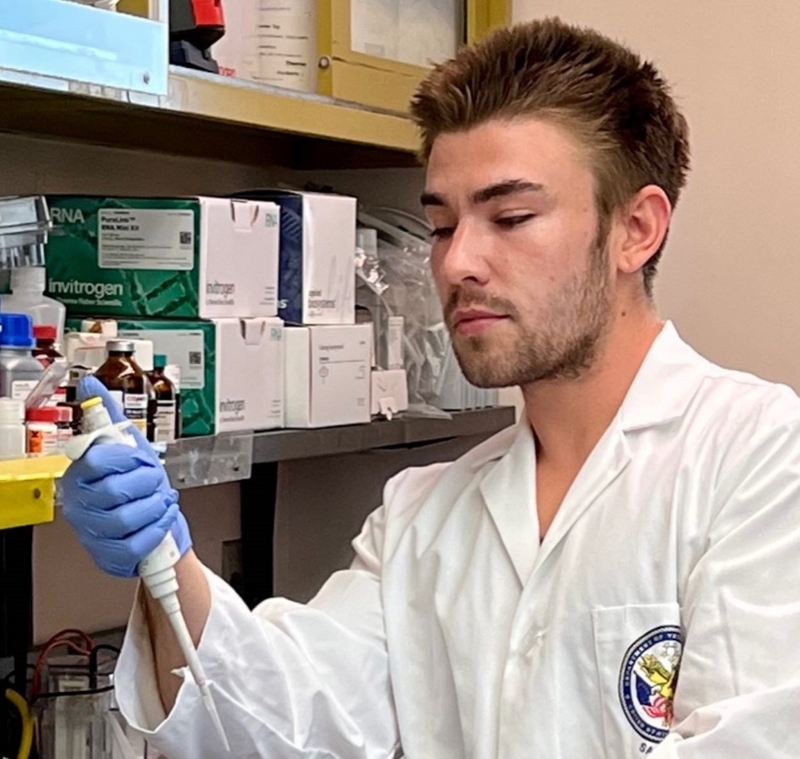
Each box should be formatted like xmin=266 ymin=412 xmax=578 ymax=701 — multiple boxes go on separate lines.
xmin=410 ymin=18 xmax=691 ymax=295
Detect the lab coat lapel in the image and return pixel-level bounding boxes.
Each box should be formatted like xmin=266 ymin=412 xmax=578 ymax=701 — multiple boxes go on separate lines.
xmin=534 ymin=420 xmax=631 ymax=570
xmin=478 ymin=424 xmax=539 ymax=585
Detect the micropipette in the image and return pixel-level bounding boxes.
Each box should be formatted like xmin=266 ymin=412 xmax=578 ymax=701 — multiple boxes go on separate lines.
xmin=65 ymin=397 xmax=230 ymax=752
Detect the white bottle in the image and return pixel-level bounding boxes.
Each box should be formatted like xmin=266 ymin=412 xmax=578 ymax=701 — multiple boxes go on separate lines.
xmin=1 ymin=267 xmax=66 ymax=349
xmin=0 ymin=398 xmax=26 ymax=460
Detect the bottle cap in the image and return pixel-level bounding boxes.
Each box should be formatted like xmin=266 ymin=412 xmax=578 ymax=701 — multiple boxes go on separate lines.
xmin=33 ymin=325 xmax=57 ymax=342
xmin=80 ymin=397 xmax=104 ymax=411
xmin=0 ymin=313 xmax=35 ymax=348
xmin=153 ymin=354 xmax=167 ymax=369
xmin=106 ymin=339 xmax=135 ymax=354
xmin=10 ymin=266 xmax=46 ymax=292
xmin=0 ymin=398 xmax=24 ymax=425
xmin=26 ymin=407 xmax=59 ymax=423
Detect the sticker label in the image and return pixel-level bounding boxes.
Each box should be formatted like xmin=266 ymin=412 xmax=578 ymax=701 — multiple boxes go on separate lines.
xmin=123 ymin=393 xmax=148 ymax=420
xmin=98 ymin=209 xmax=195 ymax=271
xmin=11 ymin=380 xmax=39 ymax=401
xmin=154 ymin=401 xmax=177 ymax=444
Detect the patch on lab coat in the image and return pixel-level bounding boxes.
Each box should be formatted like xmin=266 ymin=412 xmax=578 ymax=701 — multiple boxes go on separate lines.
xmin=618 ymin=626 xmax=683 ymax=743
xmin=593 ymin=603 xmax=682 ymax=755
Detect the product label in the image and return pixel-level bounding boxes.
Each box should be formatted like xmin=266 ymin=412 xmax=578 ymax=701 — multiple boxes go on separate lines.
xmin=123 ymin=393 xmax=148 ymax=419
xmin=255 ymin=11 xmax=315 ymax=91
xmin=11 ymin=380 xmax=39 ymax=401
xmin=98 ymin=209 xmax=195 ymax=271
xmin=27 ymin=427 xmax=58 ymax=456
xmin=154 ymin=401 xmax=177 ymax=444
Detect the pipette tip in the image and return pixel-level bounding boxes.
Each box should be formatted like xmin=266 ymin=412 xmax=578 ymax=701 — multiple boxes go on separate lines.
xmin=200 ymin=680 xmax=231 ymax=753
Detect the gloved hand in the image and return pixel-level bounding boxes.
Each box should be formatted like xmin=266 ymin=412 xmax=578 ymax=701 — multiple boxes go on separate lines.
xmin=59 ymin=376 xmax=192 ymax=578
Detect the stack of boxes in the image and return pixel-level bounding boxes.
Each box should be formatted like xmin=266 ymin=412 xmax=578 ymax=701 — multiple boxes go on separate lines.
xmin=46 ymin=196 xmax=285 ymax=436
xmin=243 ymin=191 xmax=372 ymax=428
xmin=44 ymin=190 xmax=375 ymax=436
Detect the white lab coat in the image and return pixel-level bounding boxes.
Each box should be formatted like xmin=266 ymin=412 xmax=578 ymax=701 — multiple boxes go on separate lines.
xmin=116 ymin=322 xmax=800 ymax=758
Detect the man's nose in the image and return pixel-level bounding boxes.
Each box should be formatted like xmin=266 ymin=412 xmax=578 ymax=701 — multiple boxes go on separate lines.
xmin=439 ymin=220 xmax=491 ymax=286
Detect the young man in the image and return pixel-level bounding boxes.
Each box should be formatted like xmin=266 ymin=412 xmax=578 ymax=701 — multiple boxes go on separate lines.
xmin=61 ymin=18 xmax=800 ymax=759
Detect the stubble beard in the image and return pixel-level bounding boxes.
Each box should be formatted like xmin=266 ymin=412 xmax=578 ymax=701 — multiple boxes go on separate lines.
xmin=446 ymin=233 xmax=614 ymax=388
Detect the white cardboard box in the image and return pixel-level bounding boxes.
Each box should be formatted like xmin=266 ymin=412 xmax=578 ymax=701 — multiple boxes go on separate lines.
xmin=285 ymin=324 xmax=371 ymax=428
xmin=215 ymin=317 xmax=284 ymax=433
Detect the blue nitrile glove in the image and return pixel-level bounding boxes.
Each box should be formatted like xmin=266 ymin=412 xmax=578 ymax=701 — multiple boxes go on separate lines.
xmin=59 ymin=376 xmax=192 ymax=578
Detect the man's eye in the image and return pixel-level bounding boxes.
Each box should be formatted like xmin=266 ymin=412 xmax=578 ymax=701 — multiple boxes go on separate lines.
xmin=430 ymin=227 xmax=455 ymax=240
xmin=495 ymin=214 xmax=535 ymax=229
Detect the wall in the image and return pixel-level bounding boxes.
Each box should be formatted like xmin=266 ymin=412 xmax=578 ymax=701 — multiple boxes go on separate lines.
xmin=512 ymin=0 xmax=800 ymax=388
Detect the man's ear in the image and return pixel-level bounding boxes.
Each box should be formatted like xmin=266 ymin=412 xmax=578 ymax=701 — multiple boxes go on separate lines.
xmin=615 ymin=185 xmax=672 ymax=275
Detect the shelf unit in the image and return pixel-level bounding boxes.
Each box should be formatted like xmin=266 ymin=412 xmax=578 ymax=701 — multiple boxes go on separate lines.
xmin=0 ymin=66 xmax=420 ymax=170
xmin=164 ymin=407 xmax=515 ymax=490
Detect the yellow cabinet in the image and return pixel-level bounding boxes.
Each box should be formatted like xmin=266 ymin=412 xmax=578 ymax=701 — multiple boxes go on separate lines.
xmin=317 ymin=0 xmax=510 ymax=113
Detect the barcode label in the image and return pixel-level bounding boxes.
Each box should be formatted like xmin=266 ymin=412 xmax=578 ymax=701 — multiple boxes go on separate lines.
xmin=189 ymin=351 xmax=202 ymax=366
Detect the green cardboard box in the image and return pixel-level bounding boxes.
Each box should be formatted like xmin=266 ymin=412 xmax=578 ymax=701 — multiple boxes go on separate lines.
xmin=48 ymin=196 xmax=280 ymax=319
xmin=67 ymin=317 xmax=284 ymax=437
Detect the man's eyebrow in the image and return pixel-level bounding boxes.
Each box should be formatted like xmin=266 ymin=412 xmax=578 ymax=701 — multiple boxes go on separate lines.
xmin=420 ymin=191 xmax=446 ymax=207
xmin=420 ymin=180 xmax=546 ymax=209
xmin=472 ymin=180 xmax=545 ymax=204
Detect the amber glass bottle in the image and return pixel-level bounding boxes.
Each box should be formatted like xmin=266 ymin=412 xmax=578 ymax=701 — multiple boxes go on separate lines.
xmin=93 ymin=340 xmax=154 ymax=440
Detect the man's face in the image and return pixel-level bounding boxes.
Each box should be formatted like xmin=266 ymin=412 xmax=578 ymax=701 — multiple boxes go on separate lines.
xmin=423 ymin=117 xmax=615 ymax=388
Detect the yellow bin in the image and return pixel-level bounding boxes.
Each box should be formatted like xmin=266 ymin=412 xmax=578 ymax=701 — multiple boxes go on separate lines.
xmin=0 ymin=455 xmax=69 ymax=530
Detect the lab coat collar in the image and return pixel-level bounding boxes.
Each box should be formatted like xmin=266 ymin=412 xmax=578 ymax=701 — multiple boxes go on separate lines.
xmin=618 ymin=320 xmax=709 ymax=432
xmin=478 ymin=424 xmax=539 ymax=584
xmin=474 ymin=321 xmax=706 ymax=581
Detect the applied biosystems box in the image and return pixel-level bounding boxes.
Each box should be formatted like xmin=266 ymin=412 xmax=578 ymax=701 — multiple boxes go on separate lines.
xmin=237 ymin=190 xmax=356 ymax=324
xmin=46 ymin=196 xmax=280 ymax=319
xmin=67 ymin=317 xmax=285 ymax=436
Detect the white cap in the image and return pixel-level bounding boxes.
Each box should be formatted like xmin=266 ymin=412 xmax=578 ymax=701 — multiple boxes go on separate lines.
xmin=10 ymin=266 xmax=46 ymax=292
xmin=0 ymin=398 xmax=24 ymax=425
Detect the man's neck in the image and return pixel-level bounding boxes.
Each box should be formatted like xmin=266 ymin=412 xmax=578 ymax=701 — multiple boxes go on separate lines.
xmin=521 ymin=308 xmax=664 ymax=469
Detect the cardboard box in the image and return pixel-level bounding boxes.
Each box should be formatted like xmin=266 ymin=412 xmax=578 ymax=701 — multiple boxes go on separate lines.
xmin=285 ymin=324 xmax=371 ymax=428
xmin=237 ymin=191 xmax=356 ymax=325
xmin=67 ymin=317 xmax=284 ymax=436
xmin=47 ymin=196 xmax=280 ymax=319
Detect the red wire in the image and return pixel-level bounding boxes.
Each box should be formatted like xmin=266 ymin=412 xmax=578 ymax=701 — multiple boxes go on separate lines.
xmin=30 ymin=629 xmax=95 ymax=699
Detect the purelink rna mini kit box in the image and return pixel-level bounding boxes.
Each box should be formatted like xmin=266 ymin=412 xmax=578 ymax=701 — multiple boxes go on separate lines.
xmin=46 ymin=196 xmax=280 ymax=319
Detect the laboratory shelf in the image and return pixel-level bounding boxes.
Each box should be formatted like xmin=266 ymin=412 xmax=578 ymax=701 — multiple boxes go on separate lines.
xmin=0 ymin=66 xmax=420 ymax=170
xmin=164 ymin=406 xmax=516 ymax=490
xmin=0 ymin=454 xmax=69 ymax=530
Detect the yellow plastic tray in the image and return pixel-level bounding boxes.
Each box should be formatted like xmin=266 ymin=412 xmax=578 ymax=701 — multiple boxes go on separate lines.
xmin=0 ymin=455 xmax=69 ymax=530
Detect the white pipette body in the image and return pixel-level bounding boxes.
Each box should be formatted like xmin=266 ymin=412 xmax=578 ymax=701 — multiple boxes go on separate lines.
xmin=65 ymin=397 xmax=230 ymax=753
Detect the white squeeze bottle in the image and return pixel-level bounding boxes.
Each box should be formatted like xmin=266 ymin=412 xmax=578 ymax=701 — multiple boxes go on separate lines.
xmin=65 ymin=397 xmax=230 ymax=752
xmin=0 ymin=267 xmax=66 ymax=348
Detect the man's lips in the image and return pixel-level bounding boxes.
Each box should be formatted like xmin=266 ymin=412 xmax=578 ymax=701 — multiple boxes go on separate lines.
xmin=451 ymin=309 xmax=509 ymax=335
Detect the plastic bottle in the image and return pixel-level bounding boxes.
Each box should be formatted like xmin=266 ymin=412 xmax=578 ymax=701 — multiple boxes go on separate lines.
xmin=93 ymin=340 xmax=153 ymax=440
xmin=0 ymin=267 xmax=66 ymax=348
xmin=26 ymin=407 xmax=59 ymax=456
xmin=0 ymin=313 xmax=45 ymax=402
xmin=0 ymin=398 xmax=26 ymax=460
xmin=148 ymin=354 xmax=178 ymax=444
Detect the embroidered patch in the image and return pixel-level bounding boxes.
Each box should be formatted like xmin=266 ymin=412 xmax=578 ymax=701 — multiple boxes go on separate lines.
xmin=618 ymin=625 xmax=682 ymax=743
